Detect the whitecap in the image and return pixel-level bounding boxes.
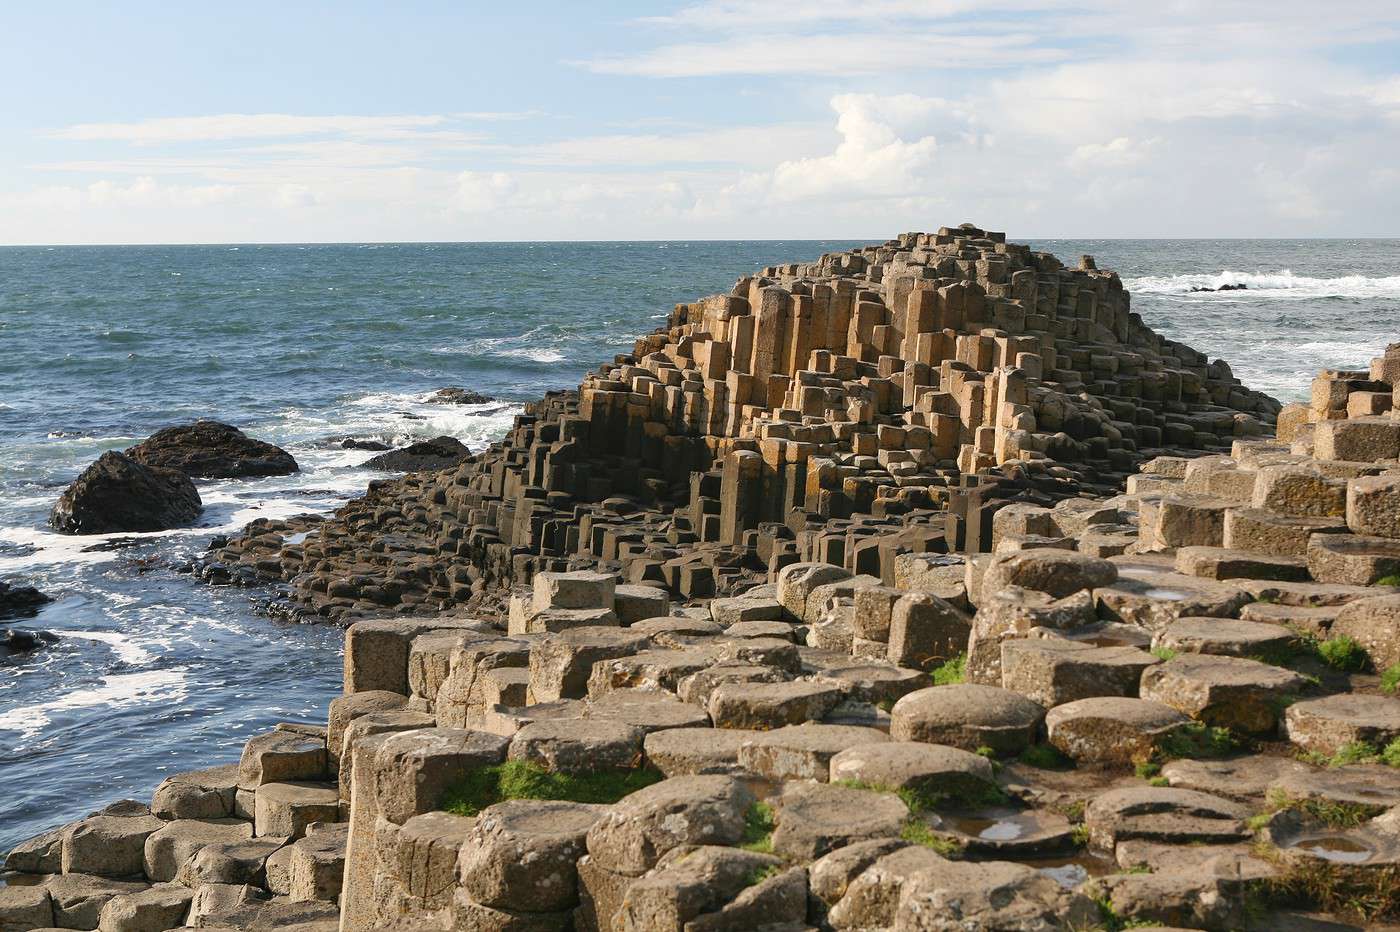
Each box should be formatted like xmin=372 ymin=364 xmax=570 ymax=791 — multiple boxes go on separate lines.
xmin=0 ymin=668 xmax=187 ymax=739
xmin=497 ymin=347 xmax=566 ymax=363
xmin=64 ymin=631 xmax=153 ymax=666
xmin=1125 ymin=269 xmax=1400 ymax=299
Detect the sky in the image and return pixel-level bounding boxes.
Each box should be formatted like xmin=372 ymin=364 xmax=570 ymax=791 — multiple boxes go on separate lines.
xmin=2 ymin=1 xmax=1400 ymax=244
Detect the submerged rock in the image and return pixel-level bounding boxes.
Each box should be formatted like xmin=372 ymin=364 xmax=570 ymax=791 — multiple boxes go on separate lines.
xmin=125 ymin=420 xmax=298 ymax=478
xmin=365 ymin=435 xmax=471 ymax=472
xmin=0 ymin=627 xmax=58 ymax=655
xmin=430 ymin=387 xmax=495 ymax=405
xmin=50 ymin=451 xmax=202 ymax=534
xmin=0 ymin=579 xmax=51 ymax=619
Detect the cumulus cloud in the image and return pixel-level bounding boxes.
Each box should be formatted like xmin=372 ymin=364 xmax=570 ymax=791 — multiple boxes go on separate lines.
xmin=1067 ymin=137 xmax=1158 ymax=170
xmin=454 ymin=171 xmax=516 ymax=213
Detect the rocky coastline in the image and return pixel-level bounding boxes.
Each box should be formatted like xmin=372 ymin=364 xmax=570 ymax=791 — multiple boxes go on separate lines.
xmin=5 ymin=226 xmax=1400 ymax=932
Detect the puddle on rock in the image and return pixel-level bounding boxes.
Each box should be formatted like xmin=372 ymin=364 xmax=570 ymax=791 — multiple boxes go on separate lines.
xmin=1017 ymin=853 xmax=1116 ymax=889
xmin=1291 ymin=834 xmax=1373 ymax=864
xmin=939 ymin=807 xmax=1074 ymax=854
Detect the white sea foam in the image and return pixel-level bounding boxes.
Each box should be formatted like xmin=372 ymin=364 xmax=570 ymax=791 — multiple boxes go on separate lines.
xmin=1125 ymin=270 xmax=1400 ymax=298
xmin=65 ymin=631 xmax=152 ymax=665
xmin=0 ymin=668 xmax=187 ymax=739
xmin=498 ymin=346 xmax=567 ymax=363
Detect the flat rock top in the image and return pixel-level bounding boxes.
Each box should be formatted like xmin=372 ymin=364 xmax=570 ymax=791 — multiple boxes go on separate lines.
xmin=1145 ymin=653 xmax=1306 ymax=689
xmin=1046 ymin=697 xmax=1188 ymax=728
xmin=743 ymin=723 xmax=890 ymax=752
xmin=1161 ymin=755 xmax=1312 ymax=801
xmin=1286 ymin=692 xmax=1400 ymax=726
xmin=892 ymin=684 xmax=1045 ymax=727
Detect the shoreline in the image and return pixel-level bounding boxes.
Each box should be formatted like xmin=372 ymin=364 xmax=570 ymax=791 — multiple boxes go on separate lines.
xmin=3 ymin=227 xmax=1399 ymax=931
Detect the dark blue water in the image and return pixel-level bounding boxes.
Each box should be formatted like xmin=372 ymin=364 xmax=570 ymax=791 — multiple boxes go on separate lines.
xmin=2 ymin=238 xmax=1396 ymax=848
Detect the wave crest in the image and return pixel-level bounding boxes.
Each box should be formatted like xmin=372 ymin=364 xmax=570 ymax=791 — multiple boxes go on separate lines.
xmin=1125 ymin=269 xmax=1400 ymax=298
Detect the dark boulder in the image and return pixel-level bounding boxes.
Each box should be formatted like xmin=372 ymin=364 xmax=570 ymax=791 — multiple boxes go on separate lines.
xmin=365 ymin=436 xmax=471 ymax=472
xmin=125 ymin=421 xmax=298 ymax=478
xmin=340 ymin=438 xmax=391 ymax=452
xmin=0 ymin=580 xmax=50 ymax=620
xmin=1 ymin=628 xmax=57 ymax=655
xmin=50 ymin=451 xmax=203 ymax=534
xmin=429 ymin=387 xmax=495 ymax=405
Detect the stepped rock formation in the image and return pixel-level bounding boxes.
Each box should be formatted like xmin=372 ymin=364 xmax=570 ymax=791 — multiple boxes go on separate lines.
xmin=207 ymin=225 xmax=1278 ymax=622
xmin=9 ymin=343 xmax=1399 ymax=932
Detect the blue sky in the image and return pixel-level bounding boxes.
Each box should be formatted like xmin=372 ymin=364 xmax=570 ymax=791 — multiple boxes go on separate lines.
xmin=3 ymin=1 xmax=1400 ymax=243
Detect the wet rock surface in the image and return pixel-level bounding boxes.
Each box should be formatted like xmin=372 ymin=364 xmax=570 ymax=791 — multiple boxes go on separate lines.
xmin=124 ymin=420 xmax=298 ymax=478
xmin=49 ymin=451 xmax=202 ymax=534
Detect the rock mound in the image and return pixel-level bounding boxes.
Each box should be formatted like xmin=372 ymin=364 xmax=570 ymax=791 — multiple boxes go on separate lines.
xmin=0 ymin=580 xmax=51 ymax=619
xmin=125 ymin=420 xmax=298 ymax=478
xmin=365 ymin=436 xmax=471 ymax=472
xmin=50 ymin=451 xmax=202 ymax=534
xmin=430 ymin=387 xmax=496 ymax=405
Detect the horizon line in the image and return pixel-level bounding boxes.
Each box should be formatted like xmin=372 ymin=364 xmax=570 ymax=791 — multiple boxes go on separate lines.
xmin=4 ymin=234 xmax=1400 ymax=248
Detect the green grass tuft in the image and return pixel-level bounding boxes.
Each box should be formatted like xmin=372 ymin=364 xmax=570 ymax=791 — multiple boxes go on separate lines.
xmin=741 ymin=801 xmax=775 ymax=853
xmin=1382 ymin=665 xmax=1400 ymax=694
xmin=1019 ymin=743 xmax=1072 ymax=770
xmin=930 ymin=653 xmax=966 ymax=686
xmin=745 ymin=863 xmax=782 ymax=887
xmin=442 ymin=761 xmax=663 ymax=817
xmin=1156 ymin=722 xmax=1237 ymax=761
xmin=1317 ymin=635 xmax=1368 ymax=672
xmin=900 ymin=818 xmax=963 ymax=856
xmin=1134 ymin=759 xmax=1161 ymax=780
xmin=1376 ymin=574 xmax=1400 ymax=588
xmin=1267 ymin=789 xmax=1377 ymax=828
xmin=1150 ymin=646 xmax=1178 ymax=662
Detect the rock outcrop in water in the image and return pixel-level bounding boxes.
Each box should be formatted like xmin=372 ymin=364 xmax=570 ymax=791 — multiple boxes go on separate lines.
xmin=207 ymin=226 xmax=1279 ymax=622
xmin=125 ymin=420 xmax=299 ymax=478
xmin=0 ymin=579 xmax=51 ymax=619
xmin=365 ymin=435 xmax=472 ymax=472
xmin=49 ymin=451 xmax=203 ymax=534
xmin=10 ymin=336 xmax=1400 ymax=930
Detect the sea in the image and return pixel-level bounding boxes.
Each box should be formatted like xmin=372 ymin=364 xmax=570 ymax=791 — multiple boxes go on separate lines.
xmin=1 ymin=238 xmax=1396 ymax=849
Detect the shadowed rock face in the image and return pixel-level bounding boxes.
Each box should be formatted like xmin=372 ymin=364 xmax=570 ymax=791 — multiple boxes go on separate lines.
xmin=125 ymin=420 xmax=298 ymax=478
xmin=366 ymin=436 xmax=472 ymax=472
xmin=49 ymin=450 xmax=202 ymax=534
xmin=0 ymin=579 xmax=51 ymax=619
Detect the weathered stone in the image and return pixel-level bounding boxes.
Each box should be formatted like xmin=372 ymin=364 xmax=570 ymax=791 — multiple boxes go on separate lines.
xmin=1330 ymin=593 xmax=1400 ymax=671
xmin=1155 ymin=616 xmax=1295 ymax=658
xmin=326 ymin=690 xmax=407 ymax=775
xmin=49 ymin=451 xmax=201 ymax=534
xmin=738 ymin=723 xmax=888 ymax=781
xmin=1283 ymin=693 xmax=1400 ymax=757
xmin=44 ymin=875 xmax=147 ymax=931
xmin=5 ymin=825 xmax=64 ymax=874
xmin=149 ymin=765 xmax=239 ymax=821
xmin=893 ymin=856 xmax=1099 ymax=930
xmin=1141 ymin=654 xmax=1305 ymax=735
xmin=584 ymin=687 xmax=711 ymax=733
xmin=770 ymin=781 xmax=908 ymax=860
xmin=143 ymin=818 xmax=252 ymax=882
xmin=1307 ymin=533 xmax=1400 ymax=586
xmin=1045 ymin=697 xmax=1190 ymax=765
xmin=254 ymin=783 xmax=338 ymax=840
xmin=1084 ymin=786 xmax=1251 ymax=850
xmin=533 ymin=570 xmax=616 ymax=613
xmin=642 ymin=727 xmax=762 ymax=776
xmin=373 ymin=728 xmax=510 ymax=824
xmin=97 ymin=882 xmax=194 ymax=932
xmin=0 ymin=885 xmax=53 ymax=932
xmin=238 ymin=730 xmax=326 ymax=790
xmin=507 ymin=719 xmax=645 ymax=773
xmin=62 ymin=808 xmax=166 ymax=878
xmin=176 ymin=837 xmax=286 ymax=887
xmin=1096 ymin=571 xmax=1252 ymax=632
xmin=812 ymin=660 xmax=925 ymax=705
xmin=586 ymin=647 xmax=718 ymax=697
xmin=966 ymin=587 xmax=1097 ymax=684
xmin=1000 ymin=638 xmax=1156 ymax=707
xmin=436 ymin=638 xmax=531 ymax=728
xmin=613 ymin=844 xmax=788 ymax=932
xmin=1174 ymin=545 xmax=1309 ymax=582
xmin=889 ymin=684 xmax=1044 ymax=754
xmin=828 ymin=741 xmax=996 ymax=798
xmin=1138 ymin=495 xmax=1230 ymax=550
xmin=708 ymin=594 xmax=784 ymax=628
xmin=371 ymin=811 xmax=474 ymax=921
xmin=1250 ymin=464 xmax=1347 ymax=517
xmin=1348 ymin=474 xmax=1400 ymax=539
xmin=528 ymin=627 xmax=650 ymax=703
xmin=886 ymin=591 xmax=970 ymax=670
xmin=775 ymin=562 xmax=851 ymax=621
xmin=980 ymin=549 xmax=1118 ymax=600
xmin=1161 ymin=755 xmax=1312 ymax=802
xmin=1223 ymin=506 xmax=1348 ymax=558
xmin=1313 ymin=415 xmax=1400 ymax=461
xmin=612 ymin=583 xmax=670 ymax=626
xmin=584 ymin=775 xmax=751 ymax=877
xmin=286 ymin=824 xmax=347 ymax=903
xmin=458 ymin=800 xmax=604 ymax=913
xmin=707 ymin=679 xmax=844 ymax=729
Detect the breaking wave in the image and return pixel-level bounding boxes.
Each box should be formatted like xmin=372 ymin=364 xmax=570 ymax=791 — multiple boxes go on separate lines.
xmin=1125 ymin=270 xmax=1400 ymax=298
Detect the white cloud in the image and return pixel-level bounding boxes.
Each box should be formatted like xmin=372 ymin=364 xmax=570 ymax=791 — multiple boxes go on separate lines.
xmin=47 ymin=113 xmax=529 ymax=144
xmin=454 ymin=171 xmax=516 ymax=213
xmin=1067 ymin=137 xmax=1157 ymax=170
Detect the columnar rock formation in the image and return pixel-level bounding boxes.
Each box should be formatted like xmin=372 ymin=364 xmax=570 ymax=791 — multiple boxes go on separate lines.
xmin=204 ymin=226 xmax=1279 ymax=622
xmin=9 ymin=343 xmax=1398 ymax=931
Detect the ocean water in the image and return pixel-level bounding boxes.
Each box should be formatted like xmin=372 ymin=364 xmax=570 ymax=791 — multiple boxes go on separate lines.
xmin=0 ymin=238 xmax=1396 ymax=849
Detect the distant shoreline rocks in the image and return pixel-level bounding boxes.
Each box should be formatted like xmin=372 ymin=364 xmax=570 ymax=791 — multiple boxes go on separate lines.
xmin=1189 ymin=283 xmax=1248 ymax=292
xmin=124 ymin=420 xmax=298 ymax=478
